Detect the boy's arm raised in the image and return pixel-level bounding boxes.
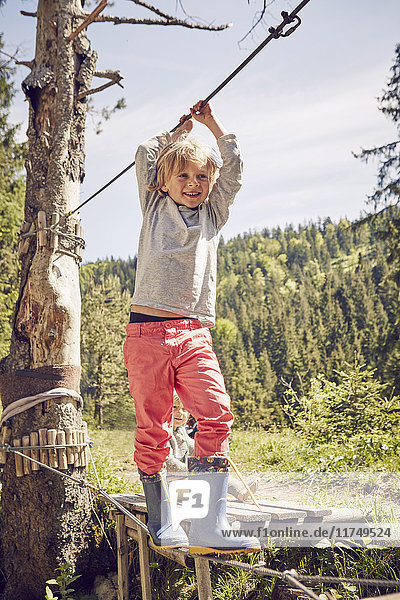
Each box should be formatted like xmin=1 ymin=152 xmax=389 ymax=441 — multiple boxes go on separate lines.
xmin=190 ymin=100 xmax=228 ymax=139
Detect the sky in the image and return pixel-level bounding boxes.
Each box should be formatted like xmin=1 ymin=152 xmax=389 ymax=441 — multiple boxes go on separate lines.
xmin=2 ymin=0 xmax=400 ymax=262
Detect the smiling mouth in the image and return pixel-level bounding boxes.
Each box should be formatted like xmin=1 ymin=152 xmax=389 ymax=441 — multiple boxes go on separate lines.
xmin=184 ymin=192 xmax=201 ymax=197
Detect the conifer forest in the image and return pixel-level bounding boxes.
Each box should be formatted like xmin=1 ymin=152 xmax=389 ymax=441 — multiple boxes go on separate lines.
xmin=1 ymin=36 xmax=400 ymax=434
xmin=77 ymin=216 xmax=400 ymax=431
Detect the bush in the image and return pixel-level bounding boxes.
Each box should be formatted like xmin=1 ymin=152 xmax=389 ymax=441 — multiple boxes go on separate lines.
xmin=282 ymin=359 xmax=400 ymax=445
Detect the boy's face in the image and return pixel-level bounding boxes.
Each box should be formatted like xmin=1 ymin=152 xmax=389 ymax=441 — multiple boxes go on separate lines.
xmin=161 ymin=160 xmax=211 ymax=208
xmin=173 ymin=397 xmax=189 ymax=428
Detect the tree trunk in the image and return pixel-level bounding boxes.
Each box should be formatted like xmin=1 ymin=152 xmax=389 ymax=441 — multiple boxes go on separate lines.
xmin=0 ymin=1 xmax=98 ymax=597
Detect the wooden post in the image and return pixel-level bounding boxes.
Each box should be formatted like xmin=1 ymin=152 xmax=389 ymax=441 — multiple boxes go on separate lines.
xmin=50 ymin=213 xmax=59 ymax=249
xmin=22 ymin=436 xmax=32 ymax=476
xmin=18 ymin=222 xmax=35 ymax=258
xmin=30 ymin=431 xmax=40 ymax=472
xmin=57 ymin=430 xmax=68 ymax=470
xmin=65 ymin=427 xmax=74 ymax=465
xmin=137 ymin=513 xmax=152 ymax=600
xmin=37 ymin=211 xmax=47 ymax=247
xmin=13 ymin=440 xmax=24 ymax=478
xmin=75 ymin=222 xmax=84 ymax=261
xmin=47 ymin=429 xmax=58 ymax=468
xmin=82 ymin=422 xmax=90 ymax=466
xmin=194 ymin=557 xmax=213 ymax=600
xmin=116 ymin=513 xmax=130 ymax=600
xmin=38 ymin=428 xmax=48 ymax=466
xmin=72 ymin=429 xmax=79 ymax=466
xmin=0 ymin=426 xmax=11 ymax=465
xmin=77 ymin=429 xmax=85 ymax=467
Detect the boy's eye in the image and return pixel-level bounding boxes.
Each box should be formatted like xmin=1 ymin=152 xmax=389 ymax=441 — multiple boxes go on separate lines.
xmin=199 ymin=174 xmax=208 ymax=180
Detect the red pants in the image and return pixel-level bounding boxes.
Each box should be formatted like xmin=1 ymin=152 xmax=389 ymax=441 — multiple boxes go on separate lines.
xmin=123 ymin=319 xmax=233 ymax=474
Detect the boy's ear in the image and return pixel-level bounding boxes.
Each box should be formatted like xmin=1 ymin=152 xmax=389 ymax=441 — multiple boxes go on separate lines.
xmin=161 ymin=183 xmax=168 ymax=192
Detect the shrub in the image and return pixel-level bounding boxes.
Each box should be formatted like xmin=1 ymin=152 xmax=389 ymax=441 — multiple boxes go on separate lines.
xmin=282 ymin=359 xmax=400 ymax=445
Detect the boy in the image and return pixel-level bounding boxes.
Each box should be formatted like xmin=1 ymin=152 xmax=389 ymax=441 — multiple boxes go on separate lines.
xmin=124 ymin=101 xmax=260 ymax=554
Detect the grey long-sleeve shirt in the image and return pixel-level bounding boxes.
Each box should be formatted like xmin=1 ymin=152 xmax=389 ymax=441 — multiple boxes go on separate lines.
xmin=131 ymin=131 xmax=243 ymax=327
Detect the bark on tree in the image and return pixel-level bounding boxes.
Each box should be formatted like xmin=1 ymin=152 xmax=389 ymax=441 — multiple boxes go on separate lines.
xmin=0 ymin=1 xmax=97 ymax=597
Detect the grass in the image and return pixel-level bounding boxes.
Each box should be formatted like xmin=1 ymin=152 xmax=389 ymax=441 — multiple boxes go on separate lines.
xmin=87 ymin=426 xmax=400 ymax=599
xmin=230 ymin=428 xmax=400 ymax=473
xmin=87 ymin=427 xmax=140 ymax=495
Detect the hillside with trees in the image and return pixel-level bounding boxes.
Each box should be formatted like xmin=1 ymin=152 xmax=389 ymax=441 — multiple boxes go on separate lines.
xmin=78 ymin=214 xmax=400 ymax=429
xmin=1 ymin=46 xmax=398 ymax=432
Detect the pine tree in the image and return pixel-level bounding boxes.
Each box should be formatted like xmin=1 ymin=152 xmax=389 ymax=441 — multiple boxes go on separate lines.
xmin=0 ymin=38 xmax=25 ymax=357
xmin=355 ymin=43 xmax=400 ymax=387
xmin=80 ymin=266 xmax=132 ymax=428
xmin=356 ymin=44 xmax=400 ymax=228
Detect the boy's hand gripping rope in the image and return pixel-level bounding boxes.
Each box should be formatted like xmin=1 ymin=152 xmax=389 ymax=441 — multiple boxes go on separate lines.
xmin=65 ymin=0 xmax=311 ymax=220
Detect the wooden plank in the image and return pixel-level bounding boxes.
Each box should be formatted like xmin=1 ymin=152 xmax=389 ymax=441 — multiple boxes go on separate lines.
xmin=19 ymin=221 xmax=35 ymax=257
xmin=194 ymin=557 xmax=212 ymax=600
xmin=116 ymin=513 xmax=129 ymax=600
xmin=137 ymin=513 xmax=152 ymax=600
xmin=71 ymin=429 xmax=79 ymax=466
xmin=126 ymin=524 xmax=192 ymax=568
xmin=37 ymin=210 xmax=47 ymax=247
xmin=77 ymin=430 xmax=85 ymax=467
xmin=57 ymin=430 xmax=68 ymax=470
xmin=22 ymin=436 xmax=32 ymax=475
xmin=38 ymin=429 xmax=48 ymax=467
xmin=257 ymin=501 xmax=331 ymax=518
xmin=0 ymin=426 xmax=11 ymax=465
xmin=47 ymin=429 xmax=58 ymax=468
xmin=65 ymin=427 xmax=75 ymax=465
xmin=115 ymin=493 xmax=305 ymax=521
xmin=30 ymin=431 xmax=40 ymax=471
xmin=126 ymin=526 xmax=139 ymax=541
xmin=13 ymin=439 xmax=23 ymax=477
xmin=124 ymin=514 xmax=145 ymax=531
xmin=322 ymin=508 xmax=367 ymax=523
xmin=112 ymin=493 xmax=147 ymax=512
xmin=227 ymin=500 xmax=306 ymax=521
xmin=82 ymin=421 xmax=90 ymax=466
xmin=148 ymin=539 xmax=192 ymax=568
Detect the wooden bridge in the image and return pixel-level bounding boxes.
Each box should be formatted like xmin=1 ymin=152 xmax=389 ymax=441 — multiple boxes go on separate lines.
xmin=110 ymin=492 xmax=349 ymax=600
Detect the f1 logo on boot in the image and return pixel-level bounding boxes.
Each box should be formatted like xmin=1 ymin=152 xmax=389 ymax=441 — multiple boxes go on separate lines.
xmin=168 ymin=479 xmax=210 ymax=531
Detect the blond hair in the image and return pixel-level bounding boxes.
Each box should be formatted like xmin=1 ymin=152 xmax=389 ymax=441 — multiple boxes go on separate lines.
xmin=173 ymin=391 xmax=182 ymax=407
xmin=148 ymin=138 xmax=220 ymax=197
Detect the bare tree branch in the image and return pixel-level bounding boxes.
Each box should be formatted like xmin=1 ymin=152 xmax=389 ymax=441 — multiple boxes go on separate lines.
xmin=0 ymin=48 xmax=18 ymax=63
xmin=77 ymin=69 xmax=124 ymax=99
xmin=68 ymin=0 xmax=107 ymax=41
xmin=20 ymin=10 xmax=37 ymax=17
xmin=175 ymin=0 xmax=208 ymax=26
xmin=128 ymin=0 xmax=179 ymax=21
xmin=238 ymin=0 xmax=280 ymax=46
xmin=0 ymin=48 xmax=33 ymax=69
xmin=77 ymin=0 xmax=230 ymax=31
xmin=93 ymin=13 xmax=231 ymax=30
